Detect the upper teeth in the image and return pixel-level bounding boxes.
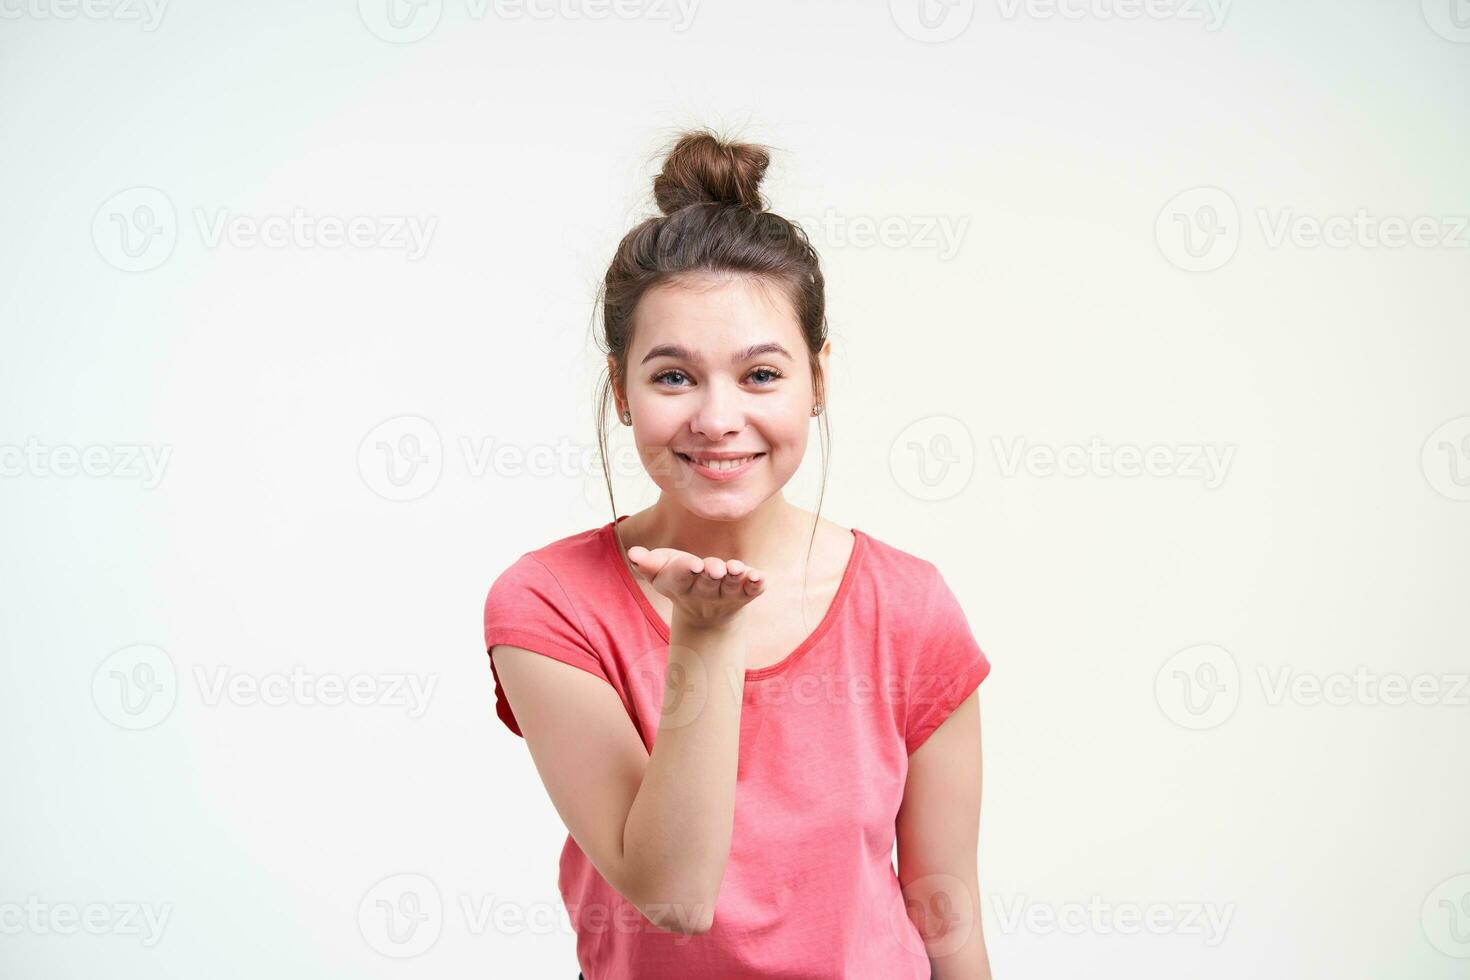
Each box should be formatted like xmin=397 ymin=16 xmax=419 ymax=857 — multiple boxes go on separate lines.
xmin=689 ymin=455 xmax=755 ymax=470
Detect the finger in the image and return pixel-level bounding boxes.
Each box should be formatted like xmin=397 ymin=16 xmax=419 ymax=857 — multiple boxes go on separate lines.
xmin=742 ymin=570 xmax=764 ymax=596
xmin=625 ymin=547 xmax=656 ymax=581
xmin=664 ymin=554 xmax=705 ymax=597
xmin=721 ymin=569 xmax=748 ymax=599
xmin=637 ymin=546 xmax=685 ymax=568
xmin=682 ymin=557 xmax=722 ymax=600
xmin=634 ymin=548 xmax=698 ymax=581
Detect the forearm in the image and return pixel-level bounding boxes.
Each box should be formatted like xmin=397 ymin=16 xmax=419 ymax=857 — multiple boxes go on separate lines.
xmin=621 ymin=615 xmax=746 ymax=933
xmin=928 ymin=925 xmax=992 ymax=980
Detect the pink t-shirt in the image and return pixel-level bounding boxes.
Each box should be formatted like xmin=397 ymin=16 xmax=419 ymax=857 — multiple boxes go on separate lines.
xmin=482 ymin=516 xmax=992 ymax=979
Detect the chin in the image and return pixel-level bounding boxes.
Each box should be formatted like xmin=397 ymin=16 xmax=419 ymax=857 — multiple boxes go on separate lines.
xmin=671 ymin=490 xmax=765 ymax=523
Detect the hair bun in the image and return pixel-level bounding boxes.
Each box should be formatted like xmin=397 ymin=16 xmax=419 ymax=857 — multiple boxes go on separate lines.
xmin=652 ymin=129 xmax=770 ymax=216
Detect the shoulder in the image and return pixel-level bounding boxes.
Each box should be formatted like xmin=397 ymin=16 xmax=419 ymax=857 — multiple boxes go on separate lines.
xmin=850 ymin=530 xmax=980 ymax=653
xmin=849 ymin=526 xmax=945 ymax=598
xmin=483 ymin=522 xmax=612 ymax=613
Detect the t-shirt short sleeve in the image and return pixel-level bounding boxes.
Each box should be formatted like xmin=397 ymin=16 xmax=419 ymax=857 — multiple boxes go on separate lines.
xmin=483 ymin=553 xmax=610 ymax=738
xmin=904 ymin=566 xmax=992 ymax=754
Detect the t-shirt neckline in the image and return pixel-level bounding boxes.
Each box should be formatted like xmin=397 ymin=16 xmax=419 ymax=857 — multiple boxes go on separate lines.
xmin=601 ymin=514 xmax=867 ymax=682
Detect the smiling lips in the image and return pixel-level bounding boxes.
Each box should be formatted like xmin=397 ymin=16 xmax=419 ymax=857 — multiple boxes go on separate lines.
xmin=674 ymin=450 xmax=766 ymax=481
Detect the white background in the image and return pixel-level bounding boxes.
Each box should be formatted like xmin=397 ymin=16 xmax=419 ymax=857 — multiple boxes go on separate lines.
xmin=2 ymin=0 xmax=1468 ymax=977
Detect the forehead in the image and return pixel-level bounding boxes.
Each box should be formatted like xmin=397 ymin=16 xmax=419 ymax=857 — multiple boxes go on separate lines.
xmin=631 ymin=274 xmax=801 ymax=352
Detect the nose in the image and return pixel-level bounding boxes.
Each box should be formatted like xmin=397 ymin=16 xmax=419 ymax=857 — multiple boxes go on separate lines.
xmin=688 ymin=377 xmax=744 ymax=442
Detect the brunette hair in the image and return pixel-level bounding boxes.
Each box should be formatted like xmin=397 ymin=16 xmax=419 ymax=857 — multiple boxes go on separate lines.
xmin=593 ymin=127 xmax=833 ymax=587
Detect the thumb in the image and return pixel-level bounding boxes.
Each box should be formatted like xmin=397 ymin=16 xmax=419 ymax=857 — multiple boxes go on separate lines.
xmin=630 ymin=547 xmax=702 ymax=582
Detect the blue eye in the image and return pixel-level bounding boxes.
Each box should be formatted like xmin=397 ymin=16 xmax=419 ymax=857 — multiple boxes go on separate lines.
xmin=650 ymin=367 xmax=784 ymax=387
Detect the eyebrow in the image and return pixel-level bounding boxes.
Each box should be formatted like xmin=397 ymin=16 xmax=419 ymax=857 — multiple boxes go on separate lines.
xmin=640 ymin=342 xmax=794 ymax=366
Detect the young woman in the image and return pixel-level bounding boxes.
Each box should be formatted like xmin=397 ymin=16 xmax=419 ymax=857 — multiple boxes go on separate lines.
xmin=484 ymin=129 xmax=994 ymax=979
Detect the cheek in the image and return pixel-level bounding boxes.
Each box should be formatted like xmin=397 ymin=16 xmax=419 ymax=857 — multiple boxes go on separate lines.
xmin=631 ymin=401 xmax=683 ymax=437
xmin=755 ymin=403 xmax=811 ymax=437
xmin=752 ymin=414 xmax=812 ymax=462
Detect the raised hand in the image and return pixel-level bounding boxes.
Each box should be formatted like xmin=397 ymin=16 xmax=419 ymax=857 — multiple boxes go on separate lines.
xmin=625 ymin=545 xmax=766 ymax=630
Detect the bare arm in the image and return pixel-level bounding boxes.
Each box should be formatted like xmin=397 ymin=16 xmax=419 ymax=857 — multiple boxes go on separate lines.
xmin=620 ymin=614 xmax=747 ymax=934
xmin=491 ymin=629 xmax=744 ymax=936
xmin=491 ymin=549 xmax=761 ymax=937
xmin=896 ymin=689 xmax=992 ymax=979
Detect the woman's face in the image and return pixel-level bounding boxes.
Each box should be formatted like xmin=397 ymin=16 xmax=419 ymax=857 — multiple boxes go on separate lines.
xmin=614 ymin=273 xmax=828 ymax=522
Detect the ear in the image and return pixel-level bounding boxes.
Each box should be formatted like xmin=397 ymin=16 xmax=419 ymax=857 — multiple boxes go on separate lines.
xmin=607 ymin=355 xmax=625 ymax=414
xmin=816 ymin=340 xmax=832 ymax=401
